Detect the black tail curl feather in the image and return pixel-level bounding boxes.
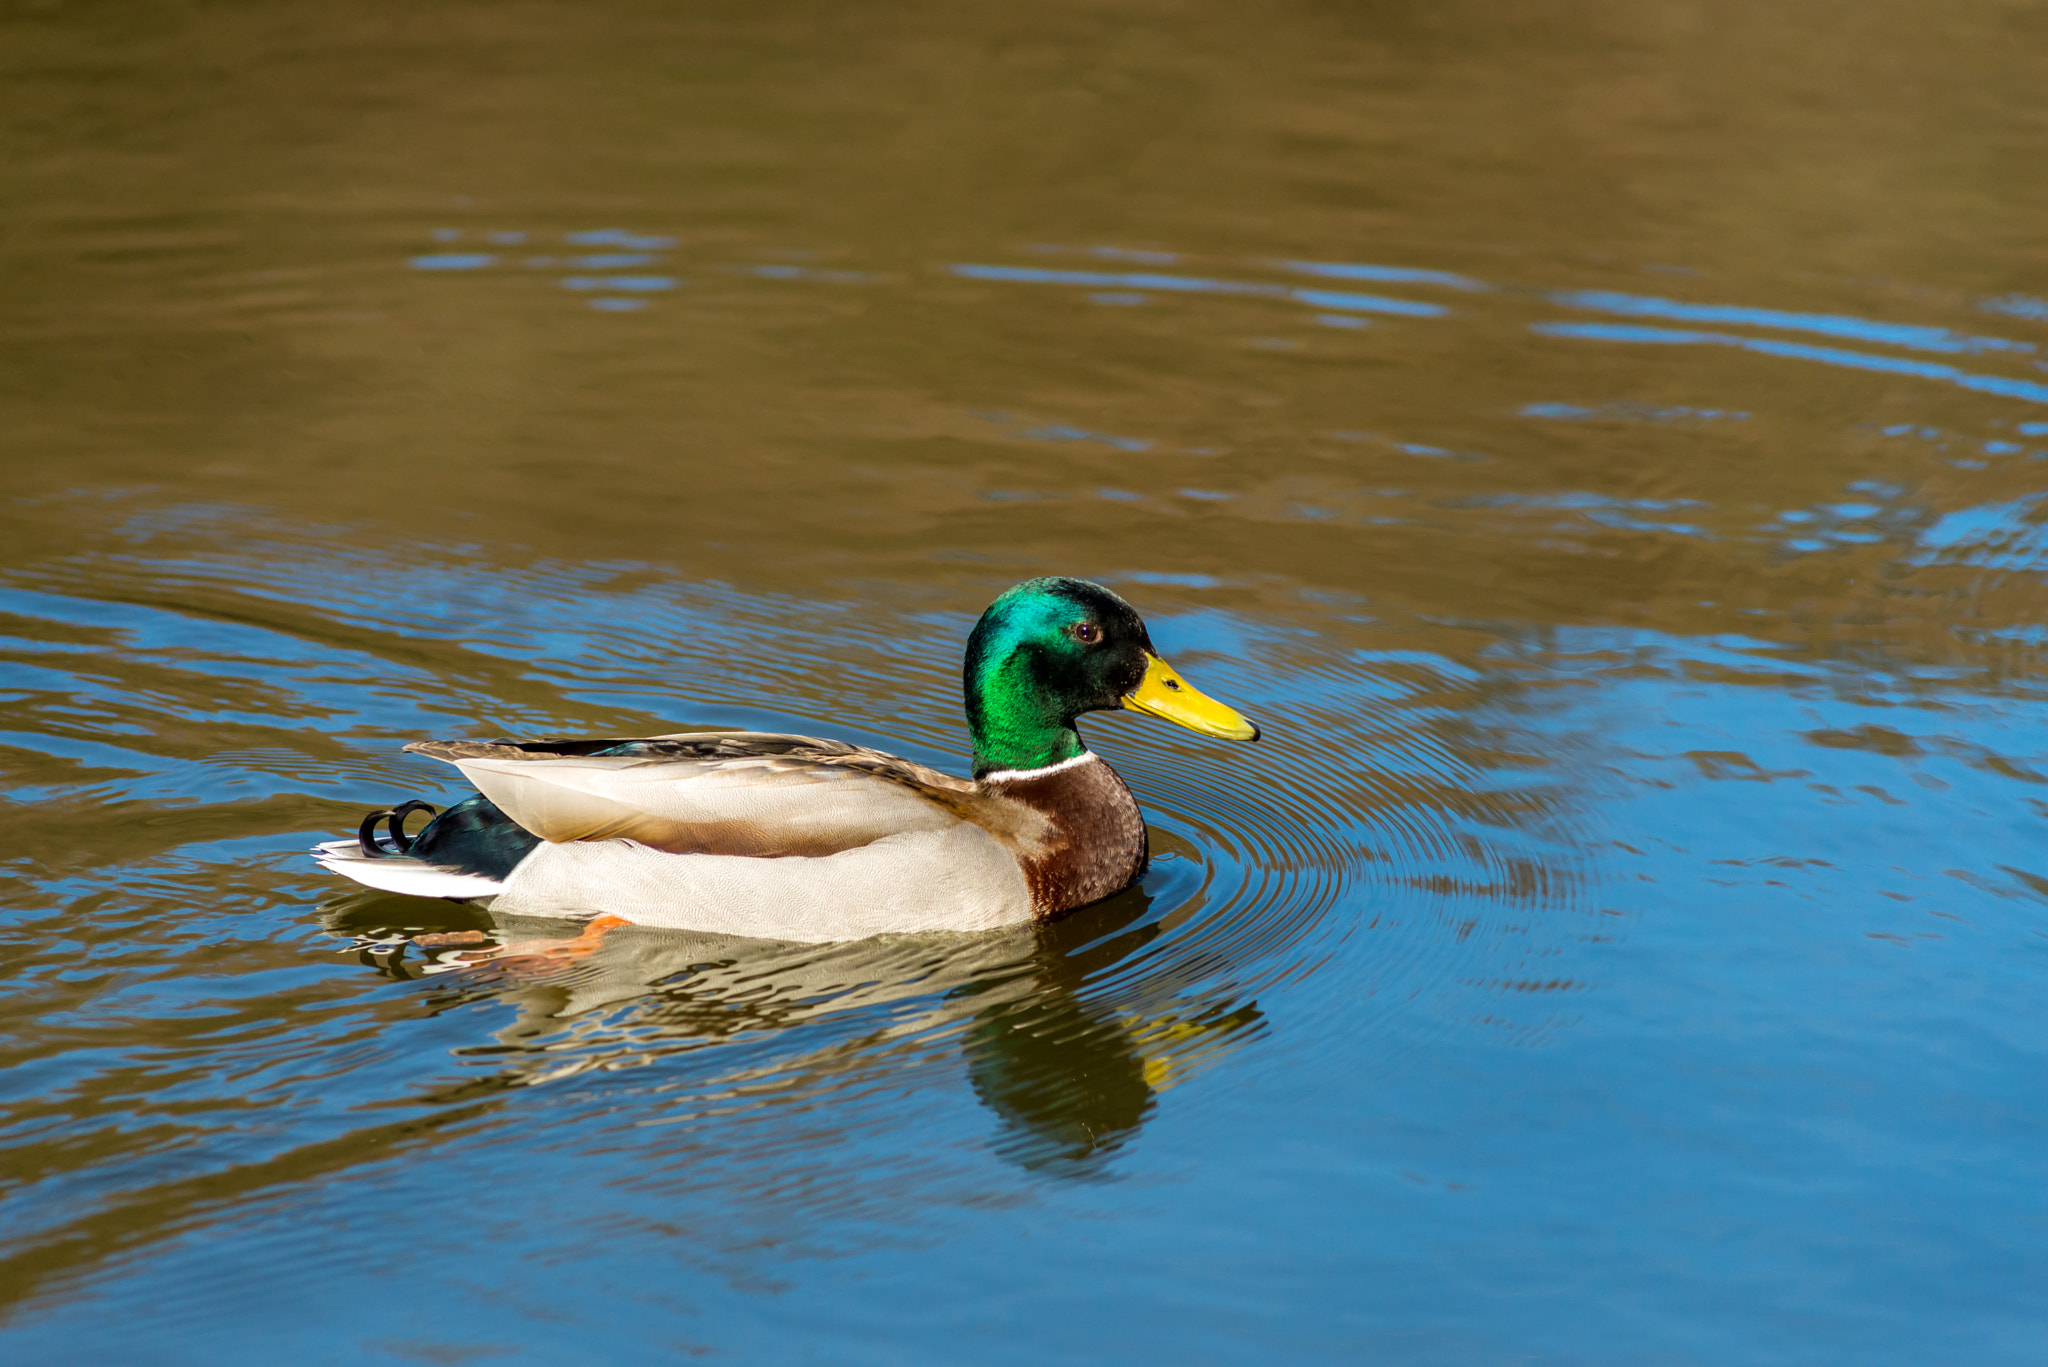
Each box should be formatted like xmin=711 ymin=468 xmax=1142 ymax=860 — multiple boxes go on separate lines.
xmin=356 ymin=800 xmax=441 ymax=858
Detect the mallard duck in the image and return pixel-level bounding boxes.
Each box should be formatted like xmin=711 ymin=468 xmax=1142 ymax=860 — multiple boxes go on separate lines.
xmin=313 ymin=577 xmax=1258 ymax=941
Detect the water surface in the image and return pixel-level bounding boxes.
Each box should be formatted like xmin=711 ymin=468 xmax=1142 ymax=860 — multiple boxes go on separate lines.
xmin=4 ymin=1 xmax=2048 ymax=1361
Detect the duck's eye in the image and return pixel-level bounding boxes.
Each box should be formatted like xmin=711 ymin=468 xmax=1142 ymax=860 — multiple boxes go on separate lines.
xmin=1071 ymin=622 xmax=1100 ymax=644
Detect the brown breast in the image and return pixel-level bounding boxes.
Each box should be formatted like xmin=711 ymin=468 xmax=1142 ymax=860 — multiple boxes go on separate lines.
xmin=981 ymin=755 xmax=1147 ymax=918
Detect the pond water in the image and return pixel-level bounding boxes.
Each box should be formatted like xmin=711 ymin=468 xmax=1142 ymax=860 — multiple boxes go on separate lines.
xmin=4 ymin=2 xmax=2048 ymax=1361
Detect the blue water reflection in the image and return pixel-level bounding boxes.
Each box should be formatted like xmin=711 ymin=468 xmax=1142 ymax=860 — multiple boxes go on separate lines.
xmin=950 ymin=263 xmax=1448 ymax=317
xmin=567 ymin=253 xmax=659 ymax=269
xmin=1281 ymin=259 xmax=1488 ymax=291
xmin=1982 ymin=294 xmax=2048 ymax=321
xmin=564 ymin=229 xmax=678 ymax=249
xmin=1290 ymin=288 xmax=1445 ymax=317
xmin=1534 ymin=321 xmax=2048 ymax=405
xmin=1523 ymin=400 xmax=1749 ymax=421
xmin=1553 ymin=288 xmax=2033 ymax=354
xmin=559 ymin=275 xmax=677 ymax=292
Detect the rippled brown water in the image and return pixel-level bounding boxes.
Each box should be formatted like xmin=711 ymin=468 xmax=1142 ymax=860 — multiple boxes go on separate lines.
xmin=5 ymin=2 xmax=2048 ymax=1361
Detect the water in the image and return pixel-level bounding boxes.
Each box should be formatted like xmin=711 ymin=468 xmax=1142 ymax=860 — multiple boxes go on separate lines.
xmin=4 ymin=2 xmax=2048 ymax=1360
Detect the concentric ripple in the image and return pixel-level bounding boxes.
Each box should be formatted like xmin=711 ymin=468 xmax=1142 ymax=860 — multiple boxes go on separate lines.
xmin=214 ymin=543 xmax=1597 ymax=1143
xmin=0 ymin=498 xmax=1606 ymax=1254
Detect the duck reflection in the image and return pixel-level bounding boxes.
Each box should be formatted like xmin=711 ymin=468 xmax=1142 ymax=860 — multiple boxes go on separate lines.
xmin=951 ymin=887 xmax=1262 ymax=1172
xmin=322 ymin=874 xmax=1262 ymax=1175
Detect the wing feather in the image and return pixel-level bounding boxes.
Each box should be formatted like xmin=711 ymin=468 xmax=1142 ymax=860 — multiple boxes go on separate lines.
xmin=406 ymin=732 xmax=1009 ymax=858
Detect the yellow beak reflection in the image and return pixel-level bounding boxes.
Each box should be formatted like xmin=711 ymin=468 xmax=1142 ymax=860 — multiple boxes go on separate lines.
xmin=1121 ymin=654 xmax=1260 ymax=741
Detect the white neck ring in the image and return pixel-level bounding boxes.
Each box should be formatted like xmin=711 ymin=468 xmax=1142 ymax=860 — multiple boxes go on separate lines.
xmin=980 ymin=751 xmax=1098 ymax=784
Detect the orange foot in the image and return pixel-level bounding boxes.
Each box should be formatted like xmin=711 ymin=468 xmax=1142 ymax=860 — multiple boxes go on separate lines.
xmin=439 ymin=915 xmax=634 ymax=973
xmin=550 ymin=914 xmax=632 ymax=956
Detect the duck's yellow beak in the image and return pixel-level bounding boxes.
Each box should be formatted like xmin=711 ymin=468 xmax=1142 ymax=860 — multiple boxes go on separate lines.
xmin=1121 ymin=653 xmax=1260 ymax=741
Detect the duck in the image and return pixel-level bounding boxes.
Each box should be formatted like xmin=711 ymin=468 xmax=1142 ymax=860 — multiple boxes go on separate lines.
xmin=312 ymin=576 xmax=1259 ymax=942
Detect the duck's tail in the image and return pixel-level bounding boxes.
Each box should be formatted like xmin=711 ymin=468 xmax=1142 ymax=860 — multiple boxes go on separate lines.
xmin=312 ymin=838 xmax=509 ymax=900
xmin=313 ymin=794 xmax=540 ymax=901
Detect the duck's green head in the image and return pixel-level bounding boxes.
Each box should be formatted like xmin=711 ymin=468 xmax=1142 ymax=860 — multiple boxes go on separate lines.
xmin=963 ymin=577 xmax=1258 ymax=779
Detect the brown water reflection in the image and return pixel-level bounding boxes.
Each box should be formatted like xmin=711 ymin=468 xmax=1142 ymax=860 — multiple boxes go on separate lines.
xmin=4 ymin=1 xmax=2048 ymax=1361
xmin=8 ymin=1 xmax=2044 ymax=622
